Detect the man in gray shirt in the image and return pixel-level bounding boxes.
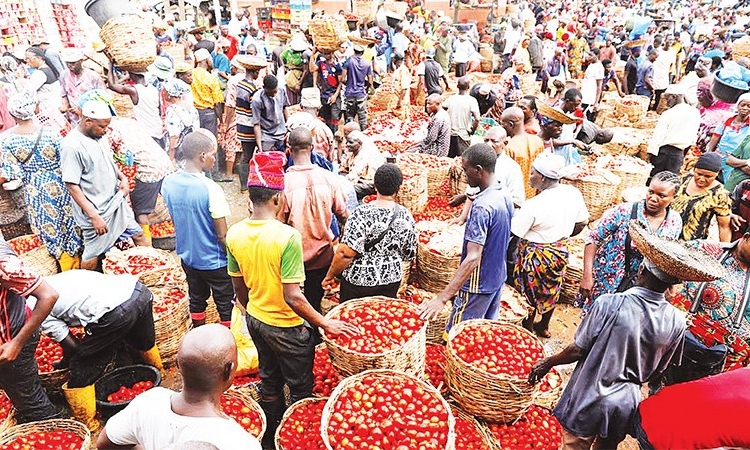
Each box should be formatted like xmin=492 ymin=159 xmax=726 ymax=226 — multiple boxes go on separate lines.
xmin=251 ymin=75 xmax=289 ymax=152
xmin=61 ymin=101 xmax=149 ymax=271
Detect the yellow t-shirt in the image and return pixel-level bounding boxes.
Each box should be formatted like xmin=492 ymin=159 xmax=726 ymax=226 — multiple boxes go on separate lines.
xmin=226 ymin=219 xmax=306 ymax=328
xmin=191 ymin=67 xmax=224 ymax=109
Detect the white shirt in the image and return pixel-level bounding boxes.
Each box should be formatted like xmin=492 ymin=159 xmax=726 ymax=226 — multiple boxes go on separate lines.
xmin=647 ymin=102 xmax=701 ymax=156
xmin=104 ymin=387 xmax=261 ymax=450
xmin=453 ymin=39 xmax=475 ymax=64
xmin=511 ymin=184 xmax=589 ymax=243
xmin=581 ymin=61 xmax=604 ymax=105
xmin=27 ymin=270 xmax=138 ymax=342
xmin=504 ymin=26 xmax=522 ymax=55
xmin=466 ymin=152 xmax=525 ymax=207
xmin=653 ymin=48 xmax=676 ymax=91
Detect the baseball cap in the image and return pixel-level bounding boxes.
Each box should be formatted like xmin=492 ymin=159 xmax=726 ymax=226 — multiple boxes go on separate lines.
xmin=81 ymin=100 xmax=112 ymax=120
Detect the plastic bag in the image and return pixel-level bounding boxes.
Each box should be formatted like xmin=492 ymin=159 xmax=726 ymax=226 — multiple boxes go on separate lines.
xmin=231 ymin=307 xmax=259 ymax=376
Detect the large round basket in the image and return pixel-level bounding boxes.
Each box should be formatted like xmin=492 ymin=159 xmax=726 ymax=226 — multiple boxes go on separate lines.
xmin=395 ymin=166 xmax=428 ymax=215
xmin=0 ymin=419 xmax=90 ymax=449
xmin=103 ymin=247 xmax=182 ymax=287
xmin=99 ymin=15 xmax=157 ymax=72
xmin=7 ymin=235 xmax=58 ymax=276
xmin=417 ymin=241 xmax=461 ymax=294
xmin=562 ymin=174 xmax=620 ymax=222
xmin=368 ymin=83 xmax=399 ymax=112
xmin=532 ymin=367 xmax=564 ymax=410
xmin=448 ymin=157 xmax=468 ymax=197
xmin=400 ymin=285 xmax=451 ymax=343
xmin=0 ymin=218 xmax=31 ymax=241
xmin=320 ymin=297 xmax=427 ymax=377
xmin=223 ymin=388 xmax=267 ymax=440
xmin=497 ymin=284 xmax=531 ymax=325
xmin=445 ymin=320 xmax=542 ymax=423
xmin=111 ymin=91 xmax=135 ymax=118
xmin=615 ymin=95 xmax=650 ymax=121
xmin=611 ymin=169 xmax=650 ymax=206
xmin=275 ymin=397 xmax=327 ymax=450
xmin=148 ymin=195 xmax=171 ymax=224
xmin=309 ymin=15 xmax=348 ymax=50
xmin=398 ymin=153 xmax=453 ymax=198
xmin=151 ymin=286 xmax=191 ymax=367
xmin=321 ymin=369 xmax=456 ymax=450
xmin=450 ymin=403 xmax=497 ymax=450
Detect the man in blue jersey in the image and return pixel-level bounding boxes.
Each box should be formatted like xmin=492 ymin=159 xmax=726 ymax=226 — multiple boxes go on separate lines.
xmin=161 ymin=130 xmax=233 ymax=328
xmin=419 ymin=143 xmax=514 ymax=336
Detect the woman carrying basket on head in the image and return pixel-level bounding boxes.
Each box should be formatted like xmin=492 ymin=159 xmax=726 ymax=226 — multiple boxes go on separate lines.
xmin=0 ymin=92 xmax=82 ymax=270
xmin=512 ymin=154 xmax=589 ymax=338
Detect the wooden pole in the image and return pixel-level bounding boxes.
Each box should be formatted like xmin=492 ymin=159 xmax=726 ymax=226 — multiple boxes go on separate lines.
xmin=178 ymin=0 xmax=187 ymax=21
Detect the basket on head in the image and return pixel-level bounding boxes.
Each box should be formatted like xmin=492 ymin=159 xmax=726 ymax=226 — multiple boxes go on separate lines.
xmin=275 ymin=397 xmax=327 ymax=450
xmin=309 ymin=15 xmax=348 ymax=51
xmin=445 ymin=319 xmax=542 ymax=423
xmin=99 ymin=15 xmax=157 ymax=72
xmin=537 ymin=102 xmax=577 ymax=125
xmin=222 ymin=388 xmax=267 ymax=440
xmin=0 ymin=419 xmax=91 ymax=449
xmin=7 ymin=234 xmax=58 ymax=276
xmin=628 ymin=220 xmax=726 ymax=282
xmin=151 ymin=286 xmax=191 ymax=367
xmin=320 ymin=369 xmax=455 ymax=450
xmin=320 ymin=297 xmax=427 ymax=377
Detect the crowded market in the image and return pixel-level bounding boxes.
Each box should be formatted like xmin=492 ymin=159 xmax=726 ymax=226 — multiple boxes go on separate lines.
xmin=0 ymin=0 xmax=748 ymax=448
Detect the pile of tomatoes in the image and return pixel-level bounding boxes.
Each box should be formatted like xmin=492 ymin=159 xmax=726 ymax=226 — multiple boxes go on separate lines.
xmin=325 ymin=372 xmax=451 ymax=449
xmin=106 ymin=381 xmax=154 ymax=403
xmin=277 ymin=399 xmax=327 ymax=450
xmin=115 ymin=161 xmax=137 ymax=192
xmin=451 ymin=323 xmax=544 ymax=378
xmin=452 ymin=407 xmax=490 ymax=450
xmin=152 ymin=288 xmax=186 ymax=318
xmin=35 ymin=334 xmax=63 ymax=373
xmin=487 ymin=405 xmax=562 ymax=450
xmin=425 ymin=344 xmax=447 ymax=392
xmin=149 ymin=220 xmax=175 ymax=238
xmin=7 ymin=234 xmax=43 ymax=255
xmin=106 ymin=253 xmax=171 ymax=276
xmin=412 ymin=197 xmax=461 ymax=223
xmin=0 ymin=391 xmax=13 ymax=422
xmin=313 ymin=346 xmax=340 ymax=397
xmin=327 ymin=301 xmax=424 ymax=353
xmin=539 ymin=369 xmax=562 ymax=395
xmin=221 ymin=394 xmax=264 ymax=438
xmin=232 ymin=373 xmax=261 ymax=388
xmin=0 ymin=430 xmax=83 ymax=450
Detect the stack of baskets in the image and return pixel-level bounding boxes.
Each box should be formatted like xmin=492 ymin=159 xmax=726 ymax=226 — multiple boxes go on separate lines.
xmin=561 ymin=235 xmax=586 ymax=304
xmin=449 ymin=156 xmax=468 ymax=197
xmin=615 ymin=95 xmax=650 ymax=122
xmin=309 ymin=14 xmax=348 ymax=51
xmin=320 ymin=297 xmax=427 ymax=377
xmin=7 ymin=234 xmax=58 ymax=276
xmin=562 ymin=170 xmax=621 ymax=222
xmin=150 ymin=286 xmax=191 ymax=366
xmin=99 ymin=15 xmax=156 ymax=72
xmin=605 ymin=155 xmax=653 ymax=205
xmin=0 ymin=419 xmax=90 ymax=449
xmin=353 ymin=0 xmax=374 ymax=22
xmin=394 ymin=164 xmax=428 ymax=215
xmin=416 ymin=220 xmax=464 ymax=294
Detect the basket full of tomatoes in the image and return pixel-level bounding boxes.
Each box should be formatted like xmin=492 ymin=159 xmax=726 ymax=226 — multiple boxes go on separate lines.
xmin=149 ymin=220 xmax=176 ymax=251
xmin=400 ymin=285 xmax=452 ymax=343
xmin=445 ymin=320 xmax=544 ymax=423
xmin=94 ymin=364 xmax=161 ymax=418
xmin=321 ymin=369 xmax=455 ymax=450
xmin=450 ymin=404 xmax=496 ymax=450
xmin=221 ymin=388 xmax=266 ymax=440
xmin=320 ymin=297 xmax=427 ymax=377
xmin=275 ymin=397 xmax=327 ymax=450
xmin=0 ymin=419 xmax=90 ymax=450
xmin=7 ymin=234 xmax=57 ymax=277
xmin=533 ymin=368 xmax=564 ymax=410
xmin=36 ymin=333 xmax=70 ymax=393
xmin=150 ymin=286 xmax=190 ymax=366
xmin=103 ymin=247 xmax=183 ymax=287
xmin=486 ymin=405 xmax=563 ymax=450
xmin=0 ymin=391 xmax=15 ymax=434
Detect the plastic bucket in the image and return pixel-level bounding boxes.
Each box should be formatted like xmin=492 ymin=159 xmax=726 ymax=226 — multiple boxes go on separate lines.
xmin=712 ymin=76 xmax=749 ymax=104
xmin=84 ymin=0 xmax=134 ymax=28
xmin=94 ymin=365 xmax=161 ymax=418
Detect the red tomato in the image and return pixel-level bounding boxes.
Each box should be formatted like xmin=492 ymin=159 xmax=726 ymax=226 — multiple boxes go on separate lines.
xmin=487 ymin=405 xmax=563 ymax=450
xmin=451 ymin=323 xmax=544 ymax=378
xmin=0 ymin=430 xmax=83 ymax=450
xmin=277 ymin=399 xmax=327 ymax=449
xmin=313 ymin=346 xmax=340 ymax=397
xmin=220 ymin=394 xmax=263 ymax=438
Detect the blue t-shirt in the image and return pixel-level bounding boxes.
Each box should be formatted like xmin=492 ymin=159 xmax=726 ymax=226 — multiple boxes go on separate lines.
xmin=343 ymin=55 xmax=372 ymax=99
xmin=212 ymin=53 xmax=231 ymax=75
xmin=161 ymin=171 xmax=231 ymax=270
xmin=462 ymin=183 xmax=514 ymax=294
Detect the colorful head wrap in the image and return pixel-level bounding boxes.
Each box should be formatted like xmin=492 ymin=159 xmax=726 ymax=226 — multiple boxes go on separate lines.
xmin=164 ymin=79 xmax=191 ymax=98
xmin=7 ymin=92 xmax=36 ymax=120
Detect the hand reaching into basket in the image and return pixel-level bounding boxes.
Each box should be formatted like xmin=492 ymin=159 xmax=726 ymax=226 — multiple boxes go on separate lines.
xmin=418 ymin=294 xmax=450 ymax=321
xmin=322 ymin=319 xmax=359 ymax=338
xmin=528 ymin=357 xmax=553 ymax=384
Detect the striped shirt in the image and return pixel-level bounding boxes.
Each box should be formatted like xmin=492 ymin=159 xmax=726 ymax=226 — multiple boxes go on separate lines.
xmin=235 ymin=78 xmax=258 ymax=142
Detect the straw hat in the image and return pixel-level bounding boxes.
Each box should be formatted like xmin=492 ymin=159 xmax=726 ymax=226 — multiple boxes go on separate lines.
xmin=235 ymin=55 xmax=268 ymax=70
xmin=289 ymin=34 xmax=309 ymax=52
xmin=628 ymin=220 xmax=726 ymax=282
xmin=188 ymin=26 xmax=206 ymax=35
xmin=537 ymin=102 xmax=577 ymax=125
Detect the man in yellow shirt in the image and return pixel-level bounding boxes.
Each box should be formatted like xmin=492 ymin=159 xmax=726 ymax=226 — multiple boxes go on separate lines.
xmin=191 ymin=48 xmax=224 ymax=137
xmin=226 ymin=152 xmax=356 ymax=449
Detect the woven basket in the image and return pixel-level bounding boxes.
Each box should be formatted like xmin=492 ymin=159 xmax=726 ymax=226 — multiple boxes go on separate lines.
xmin=320 ymin=297 xmax=427 ymax=377
xmin=152 ymin=235 xmax=175 ymax=251
xmin=205 ymin=297 xmax=220 ymax=324
xmin=398 ymin=153 xmax=453 ymax=198
xmin=497 ymin=284 xmax=531 ymax=325
xmin=223 ymin=388 xmax=267 ymax=440
xmin=148 ymin=195 xmax=171 ymax=224
xmin=354 ymin=0 xmax=374 ymax=22
xmin=8 ymin=235 xmax=58 ymax=276
xmin=395 ymin=166 xmax=428 ymax=215
xmin=448 ymin=157 xmax=468 ymax=197
xmin=417 ymin=241 xmax=461 ymax=294
xmin=0 ymin=392 xmax=16 ymax=435
xmin=451 ymin=404 xmax=497 ymax=450
xmin=734 ymin=36 xmax=750 ymax=60
xmin=0 ymin=419 xmax=90 ymax=448
xmin=111 ymin=91 xmax=135 ymax=118
xmin=309 ymin=15 xmax=348 ymax=50
xmin=400 ymin=285 xmax=451 ymax=343
xmin=321 ymin=369 xmax=456 ymax=450
xmin=615 ymin=95 xmax=649 ymax=122
xmin=612 ymin=169 xmax=650 ymax=206
xmin=532 ymin=367 xmax=564 ymax=410
xmin=103 ymin=247 xmax=182 ymax=287
xmin=161 ymin=43 xmax=186 ymax=64
xmin=562 ymin=174 xmax=620 ymax=222
xmin=151 ymin=286 xmax=191 ymax=367
xmin=446 ymin=320 xmax=541 ymax=423
xmin=100 ymin=15 xmax=157 ymax=72
xmin=0 ymin=219 xmax=31 ymax=241
xmin=0 ymin=188 xmax=24 ymax=226
xmin=369 ymin=84 xmax=399 ymax=112
xmin=275 ymin=397 xmax=327 ymax=450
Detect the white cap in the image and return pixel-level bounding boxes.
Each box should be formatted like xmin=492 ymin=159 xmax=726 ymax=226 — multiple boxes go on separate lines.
xmin=81 ymin=100 xmax=112 ymax=120
xmin=61 ymin=49 xmax=85 ymax=63
xmin=194 ymin=48 xmax=211 ymax=63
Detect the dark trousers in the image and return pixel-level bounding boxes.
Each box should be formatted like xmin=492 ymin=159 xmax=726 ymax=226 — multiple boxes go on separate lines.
xmin=354 ymin=182 xmax=376 ymax=200
xmin=68 ymin=282 xmax=155 ymax=387
xmin=344 ymin=96 xmax=367 ymax=131
xmin=649 ymin=145 xmax=684 ymax=181
xmin=319 ymin=96 xmax=342 ymax=135
xmin=181 ymin=261 xmax=235 ymax=323
xmin=198 ymin=108 xmax=221 ymax=174
xmin=0 ymin=330 xmax=58 ymax=423
xmin=652 ymin=89 xmax=666 ymax=111
xmin=455 ymin=62 xmax=467 ymax=77
xmin=449 ymin=135 xmax=471 ymax=158
xmin=339 ymin=279 xmax=400 ymax=302
xmin=245 ymin=314 xmax=314 ymax=404
xmin=304 ymin=267 xmax=327 ymax=314
xmin=238 ymin=140 xmax=257 ymax=190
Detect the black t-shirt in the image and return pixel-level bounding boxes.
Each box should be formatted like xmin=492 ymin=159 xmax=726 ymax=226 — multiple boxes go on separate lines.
xmin=423 ymin=59 xmax=443 ymax=95
xmin=470 ymin=84 xmax=498 ymax=116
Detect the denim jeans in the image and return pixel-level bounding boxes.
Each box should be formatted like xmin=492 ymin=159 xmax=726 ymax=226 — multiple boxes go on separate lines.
xmin=245 ymin=314 xmax=315 ymax=404
xmin=344 ymin=96 xmax=367 ymax=131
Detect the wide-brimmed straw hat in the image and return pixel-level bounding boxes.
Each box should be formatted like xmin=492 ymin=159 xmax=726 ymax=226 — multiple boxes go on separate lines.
xmin=537 ymin=102 xmax=577 ymax=125
xmin=629 ymin=220 xmax=726 ymax=282
xmin=235 ymin=55 xmax=268 ymax=70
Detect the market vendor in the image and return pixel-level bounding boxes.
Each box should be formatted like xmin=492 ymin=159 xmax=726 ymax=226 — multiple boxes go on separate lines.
xmin=0 ymin=237 xmax=60 ymax=424
xmin=575 ymin=120 xmax=614 ymax=146
xmin=339 ymin=130 xmax=386 ymax=199
xmin=27 ymin=269 xmax=162 ymax=431
xmin=530 ymin=225 xmax=705 ymax=448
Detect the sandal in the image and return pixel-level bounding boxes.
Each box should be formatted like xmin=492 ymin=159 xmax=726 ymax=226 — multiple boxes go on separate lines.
xmin=533 ymin=323 xmax=551 ymax=339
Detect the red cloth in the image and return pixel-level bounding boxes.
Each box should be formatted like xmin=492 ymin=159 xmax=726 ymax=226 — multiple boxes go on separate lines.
xmin=248 ymin=151 xmax=286 ymax=190
xmin=225 ymin=35 xmax=239 ymax=61
xmin=0 ymin=89 xmax=15 ymax=132
xmin=639 ymin=368 xmax=750 ymax=449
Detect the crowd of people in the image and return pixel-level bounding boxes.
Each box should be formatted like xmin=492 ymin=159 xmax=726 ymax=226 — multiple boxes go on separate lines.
xmin=0 ymin=0 xmax=748 ymax=448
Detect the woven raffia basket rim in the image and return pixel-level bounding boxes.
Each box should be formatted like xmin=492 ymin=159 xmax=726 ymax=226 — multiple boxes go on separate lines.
xmin=450 ymin=403 xmax=498 ymax=450
xmin=320 ymin=369 xmax=456 ymax=450
xmin=100 ymin=15 xmax=156 ymax=71
xmin=537 ymin=102 xmax=577 ymax=125
xmin=9 ymin=234 xmax=58 ymax=276
xmin=151 ymin=286 xmax=190 ymax=365
xmin=628 ymin=220 xmax=726 ymax=282
xmin=532 ymin=367 xmax=564 ymax=410
xmin=275 ymin=397 xmax=327 ymax=450
xmin=224 ymin=387 xmax=267 ymax=441
xmin=102 ymin=247 xmax=181 ymax=286
xmin=0 ymin=391 xmax=16 ymax=435
xmin=0 ymin=419 xmax=91 ymax=448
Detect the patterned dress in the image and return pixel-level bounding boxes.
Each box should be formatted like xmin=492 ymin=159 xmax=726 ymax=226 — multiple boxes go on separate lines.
xmin=583 ymin=201 xmax=682 ymax=307
xmin=0 ymin=128 xmax=82 ymax=259
xmin=671 ymin=175 xmax=731 ymax=240
xmin=567 ymin=37 xmax=589 ymax=79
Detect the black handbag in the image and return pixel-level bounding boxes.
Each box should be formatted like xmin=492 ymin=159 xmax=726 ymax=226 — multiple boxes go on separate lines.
xmin=615 ymin=202 xmax=639 ymax=292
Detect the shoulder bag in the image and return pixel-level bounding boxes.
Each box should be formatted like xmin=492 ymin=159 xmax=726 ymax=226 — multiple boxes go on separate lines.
xmin=364 ymin=205 xmax=399 ymax=253
xmin=615 ymin=202 xmax=640 ymax=292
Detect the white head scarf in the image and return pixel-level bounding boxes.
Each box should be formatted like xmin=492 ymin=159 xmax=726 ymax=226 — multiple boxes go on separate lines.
xmin=531 ymin=153 xmax=568 ymax=180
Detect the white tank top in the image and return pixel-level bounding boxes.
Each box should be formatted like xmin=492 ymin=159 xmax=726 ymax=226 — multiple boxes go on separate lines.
xmin=133 ymin=83 xmax=163 ymax=139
